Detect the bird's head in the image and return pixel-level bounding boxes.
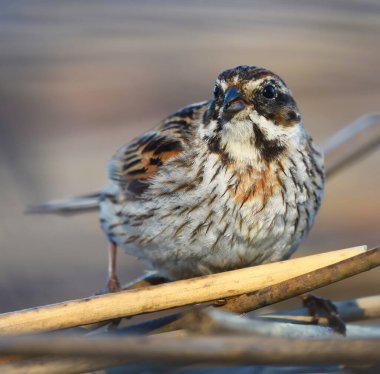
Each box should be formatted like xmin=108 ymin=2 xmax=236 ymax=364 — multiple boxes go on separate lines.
xmin=202 ymin=65 xmax=304 ymax=165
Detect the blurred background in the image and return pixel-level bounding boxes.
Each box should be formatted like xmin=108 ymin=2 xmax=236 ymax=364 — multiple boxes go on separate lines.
xmin=0 ymin=0 xmax=379 ymax=313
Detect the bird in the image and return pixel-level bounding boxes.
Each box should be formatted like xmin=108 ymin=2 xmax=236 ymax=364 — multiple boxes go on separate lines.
xmin=30 ymin=65 xmax=325 ymax=293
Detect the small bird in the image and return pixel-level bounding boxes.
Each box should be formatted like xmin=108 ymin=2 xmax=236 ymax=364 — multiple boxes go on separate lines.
xmin=31 ymin=65 xmax=325 ymax=293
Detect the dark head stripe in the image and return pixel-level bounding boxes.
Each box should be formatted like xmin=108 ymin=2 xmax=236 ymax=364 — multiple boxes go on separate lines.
xmin=217 ymin=66 xmax=283 ymax=86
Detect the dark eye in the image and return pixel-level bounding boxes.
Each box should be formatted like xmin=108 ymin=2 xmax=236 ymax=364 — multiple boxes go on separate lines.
xmin=213 ymin=84 xmax=220 ymax=97
xmin=262 ymin=84 xmax=276 ymax=99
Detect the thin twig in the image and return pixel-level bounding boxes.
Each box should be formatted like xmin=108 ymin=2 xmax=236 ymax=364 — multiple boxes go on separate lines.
xmin=323 ymin=113 xmax=380 ymax=177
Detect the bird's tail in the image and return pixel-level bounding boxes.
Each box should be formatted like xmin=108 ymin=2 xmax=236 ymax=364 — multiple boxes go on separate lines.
xmin=26 ymin=192 xmax=101 ymax=215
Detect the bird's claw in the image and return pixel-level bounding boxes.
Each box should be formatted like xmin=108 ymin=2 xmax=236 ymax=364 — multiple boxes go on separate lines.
xmin=93 ymin=276 xmax=122 ymax=296
xmin=106 ymin=275 xmax=122 ymax=293
xmin=302 ymin=293 xmax=346 ymax=335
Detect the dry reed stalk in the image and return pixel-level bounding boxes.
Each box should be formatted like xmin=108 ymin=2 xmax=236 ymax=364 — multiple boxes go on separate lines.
xmin=0 ymin=334 xmax=379 ymax=365
xmin=0 ymin=246 xmax=367 ymax=335
xmin=221 ymin=246 xmax=379 ymax=314
xmin=150 ymin=246 xmax=379 ymax=333
xmin=1 ymin=247 xmax=379 ymax=373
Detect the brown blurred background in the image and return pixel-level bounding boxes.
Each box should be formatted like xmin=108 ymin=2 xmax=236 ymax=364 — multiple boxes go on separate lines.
xmin=0 ymin=0 xmax=379 ymax=313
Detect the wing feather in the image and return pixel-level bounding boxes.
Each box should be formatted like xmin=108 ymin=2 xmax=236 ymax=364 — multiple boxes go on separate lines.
xmin=108 ymin=102 xmax=208 ymax=196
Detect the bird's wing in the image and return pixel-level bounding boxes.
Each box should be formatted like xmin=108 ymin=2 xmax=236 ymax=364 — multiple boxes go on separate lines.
xmin=108 ymin=101 xmax=208 ymax=196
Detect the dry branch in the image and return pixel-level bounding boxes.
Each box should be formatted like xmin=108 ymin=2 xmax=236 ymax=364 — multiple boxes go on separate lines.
xmin=150 ymin=246 xmax=380 ymax=334
xmin=3 ymin=295 xmax=380 ymax=374
xmin=0 ymin=334 xmax=379 ymax=365
xmin=323 ymin=113 xmax=380 ymax=177
xmin=1 ymin=246 xmax=379 ymax=373
xmin=1 ymin=249 xmax=380 ymax=373
xmin=220 ymin=246 xmax=380 ymax=314
xmin=0 ymin=246 xmax=367 ymax=335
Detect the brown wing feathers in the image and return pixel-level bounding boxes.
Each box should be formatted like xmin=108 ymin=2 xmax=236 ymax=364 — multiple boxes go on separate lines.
xmin=108 ymin=102 xmax=207 ymax=196
xmin=123 ymin=133 xmax=184 ymax=181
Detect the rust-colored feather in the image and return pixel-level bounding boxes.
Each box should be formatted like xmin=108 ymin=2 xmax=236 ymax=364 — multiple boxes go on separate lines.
xmin=107 ymin=102 xmax=207 ymax=196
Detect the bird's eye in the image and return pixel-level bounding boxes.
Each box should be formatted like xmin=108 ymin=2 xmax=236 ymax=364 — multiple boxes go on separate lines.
xmin=262 ymin=84 xmax=276 ymax=99
xmin=213 ymin=84 xmax=220 ymax=97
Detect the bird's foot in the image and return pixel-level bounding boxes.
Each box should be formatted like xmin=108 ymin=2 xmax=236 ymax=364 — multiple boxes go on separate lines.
xmin=91 ymin=276 xmax=122 ymax=330
xmin=302 ymin=293 xmax=346 ymax=335
xmin=94 ymin=275 xmax=122 ymax=296
xmin=106 ymin=275 xmax=122 ymax=293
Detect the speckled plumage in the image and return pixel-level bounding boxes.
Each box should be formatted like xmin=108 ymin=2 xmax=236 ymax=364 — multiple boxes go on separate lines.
xmin=99 ymin=65 xmax=325 ymax=281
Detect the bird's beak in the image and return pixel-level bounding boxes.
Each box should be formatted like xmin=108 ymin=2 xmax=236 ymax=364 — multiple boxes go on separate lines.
xmin=223 ymin=86 xmax=246 ymax=114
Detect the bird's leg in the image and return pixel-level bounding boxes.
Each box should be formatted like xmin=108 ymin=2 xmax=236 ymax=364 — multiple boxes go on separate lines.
xmin=106 ymin=241 xmax=121 ymax=293
xmin=301 ymin=293 xmax=346 ymax=335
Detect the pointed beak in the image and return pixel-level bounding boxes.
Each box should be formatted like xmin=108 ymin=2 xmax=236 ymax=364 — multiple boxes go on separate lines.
xmin=223 ymin=86 xmax=246 ymax=114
